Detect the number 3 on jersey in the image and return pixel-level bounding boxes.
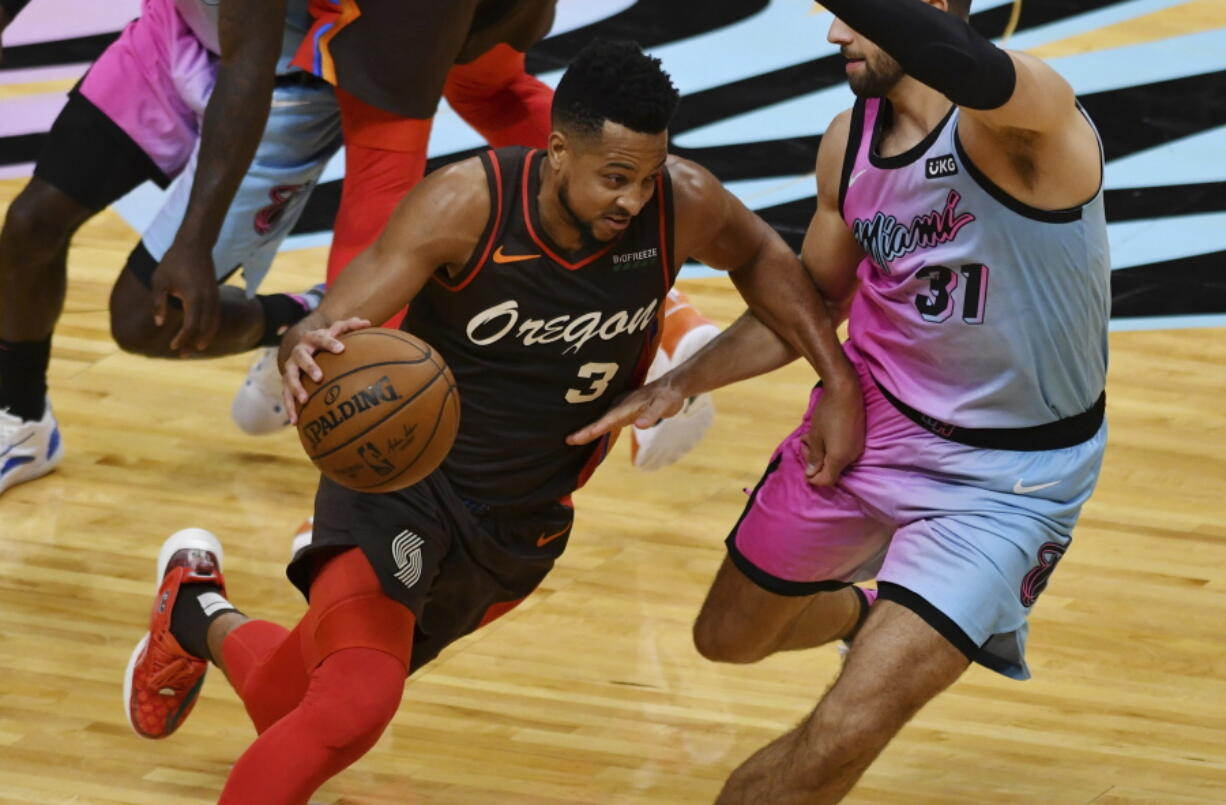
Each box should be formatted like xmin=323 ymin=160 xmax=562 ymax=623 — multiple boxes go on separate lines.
xmin=566 ymin=362 xmax=620 ymax=403
xmin=914 ymin=263 xmax=989 ymax=324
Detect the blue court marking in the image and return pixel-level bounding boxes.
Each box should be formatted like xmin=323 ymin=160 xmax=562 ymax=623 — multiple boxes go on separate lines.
xmin=1108 ymin=212 xmax=1226 ymax=270
xmin=1003 ymin=0 xmax=1195 ymax=51
xmin=1106 ymin=125 xmax=1226 ymax=189
xmin=1053 ymin=28 xmax=1226 ymax=95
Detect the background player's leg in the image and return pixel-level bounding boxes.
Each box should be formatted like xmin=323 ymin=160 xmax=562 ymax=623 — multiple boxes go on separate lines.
xmin=444 ymin=44 xmax=553 ymax=148
xmin=0 ymin=88 xmax=165 ymax=493
xmin=0 ymin=178 xmax=96 ymax=421
xmin=107 ymin=245 xmax=323 ymax=358
xmin=715 ymin=601 xmax=969 ymax=804
xmin=327 ymin=88 xmax=432 ymax=286
xmin=693 ymin=556 xmax=869 ymax=663
xmin=110 ymin=77 xmax=341 ymax=361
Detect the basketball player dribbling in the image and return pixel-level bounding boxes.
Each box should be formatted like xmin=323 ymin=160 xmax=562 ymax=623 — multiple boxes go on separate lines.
xmin=232 ymin=0 xmax=724 ymax=470
xmin=122 ymin=41 xmax=865 ymax=803
xmin=574 ymin=0 xmax=1110 ymax=800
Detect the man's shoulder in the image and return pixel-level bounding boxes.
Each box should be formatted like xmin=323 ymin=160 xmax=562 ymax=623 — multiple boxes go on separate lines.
xmin=663 ymin=155 xmax=723 ymax=209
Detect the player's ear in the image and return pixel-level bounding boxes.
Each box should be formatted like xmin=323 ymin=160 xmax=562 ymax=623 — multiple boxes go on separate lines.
xmin=547 ymin=130 xmax=569 ymax=170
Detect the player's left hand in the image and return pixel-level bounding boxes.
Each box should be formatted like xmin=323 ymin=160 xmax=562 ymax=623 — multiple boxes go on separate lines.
xmin=566 ymin=376 xmax=686 ymax=446
xmin=151 ymin=242 xmax=221 ymax=355
xmin=802 ymin=378 xmax=865 ymax=487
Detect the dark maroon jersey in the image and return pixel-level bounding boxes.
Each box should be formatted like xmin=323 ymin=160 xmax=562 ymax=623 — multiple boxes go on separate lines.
xmin=403 ymin=146 xmax=678 ymax=507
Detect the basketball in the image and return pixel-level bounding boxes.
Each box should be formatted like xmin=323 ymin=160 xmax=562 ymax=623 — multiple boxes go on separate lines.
xmin=295 ymin=328 xmax=460 ymax=493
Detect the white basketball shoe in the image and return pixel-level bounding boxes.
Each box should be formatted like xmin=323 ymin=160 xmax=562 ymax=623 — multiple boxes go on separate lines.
xmin=630 ymin=290 xmax=720 ymax=471
xmin=0 ymin=398 xmax=63 ymax=496
xmin=231 ymin=284 xmax=325 ymax=435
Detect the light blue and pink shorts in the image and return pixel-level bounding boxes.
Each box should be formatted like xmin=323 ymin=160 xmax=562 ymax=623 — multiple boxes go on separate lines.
xmin=39 ymin=0 xmax=340 ymax=292
xmin=727 ymin=341 xmax=1106 ymax=679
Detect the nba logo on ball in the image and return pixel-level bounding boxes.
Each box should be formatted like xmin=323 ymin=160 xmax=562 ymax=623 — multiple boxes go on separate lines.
xmin=296 ymin=328 xmax=461 ymax=493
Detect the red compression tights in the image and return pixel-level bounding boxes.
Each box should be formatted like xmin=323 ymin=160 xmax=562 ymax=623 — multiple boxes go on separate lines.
xmin=326 ymin=44 xmax=554 ymax=286
xmin=216 ymin=549 xmax=415 ymax=805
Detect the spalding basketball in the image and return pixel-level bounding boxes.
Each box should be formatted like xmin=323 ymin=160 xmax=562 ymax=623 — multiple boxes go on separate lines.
xmin=296 ymin=328 xmax=460 ymax=493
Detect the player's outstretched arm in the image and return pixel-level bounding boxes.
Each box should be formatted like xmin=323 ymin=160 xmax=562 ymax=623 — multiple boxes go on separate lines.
xmin=280 ymin=158 xmax=491 ymax=419
xmin=639 ymin=158 xmax=863 ymax=484
xmin=150 ymin=0 xmax=288 ymax=355
xmin=823 ymin=0 xmax=1081 ymax=130
xmin=566 ymin=308 xmax=798 ymax=449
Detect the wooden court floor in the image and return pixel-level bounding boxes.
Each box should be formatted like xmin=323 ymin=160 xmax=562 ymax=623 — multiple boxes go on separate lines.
xmin=3 ymin=3 xmax=1226 ymax=802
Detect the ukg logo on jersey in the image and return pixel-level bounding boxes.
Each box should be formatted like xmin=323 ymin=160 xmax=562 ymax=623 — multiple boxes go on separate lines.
xmin=466 ymin=299 xmax=659 ymax=354
xmin=851 ymin=189 xmax=976 ymax=274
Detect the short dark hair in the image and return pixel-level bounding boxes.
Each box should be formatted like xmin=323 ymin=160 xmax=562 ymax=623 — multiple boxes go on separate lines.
xmin=552 ymin=39 xmax=680 ymax=138
xmin=948 ymin=0 xmax=972 ymax=19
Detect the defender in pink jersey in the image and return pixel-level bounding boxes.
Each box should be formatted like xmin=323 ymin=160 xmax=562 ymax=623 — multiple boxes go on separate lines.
xmin=573 ymin=0 xmax=1109 ymax=800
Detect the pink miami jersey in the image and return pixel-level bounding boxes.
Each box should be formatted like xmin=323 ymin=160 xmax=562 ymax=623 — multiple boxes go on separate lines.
xmin=839 ymin=97 xmax=1110 ymax=429
xmin=78 ymin=0 xmax=311 ymax=178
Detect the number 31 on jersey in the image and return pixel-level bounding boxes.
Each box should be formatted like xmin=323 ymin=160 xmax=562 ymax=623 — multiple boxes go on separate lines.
xmin=914 ymin=263 xmax=989 ymax=324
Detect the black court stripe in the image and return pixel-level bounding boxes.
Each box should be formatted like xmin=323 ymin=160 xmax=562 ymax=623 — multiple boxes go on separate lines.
xmin=0 ymin=30 xmax=123 ymax=71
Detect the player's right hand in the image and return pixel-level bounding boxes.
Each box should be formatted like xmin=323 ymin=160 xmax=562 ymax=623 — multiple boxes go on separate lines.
xmin=281 ymin=317 xmax=371 ymax=424
xmin=151 ymin=242 xmax=221 ymax=355
xmin=567 ymin=376 xmax=686 ymax=446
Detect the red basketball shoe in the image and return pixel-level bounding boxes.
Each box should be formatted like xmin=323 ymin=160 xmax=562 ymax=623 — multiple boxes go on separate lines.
xmin=124 ymin=528 xmax=226 ymax=739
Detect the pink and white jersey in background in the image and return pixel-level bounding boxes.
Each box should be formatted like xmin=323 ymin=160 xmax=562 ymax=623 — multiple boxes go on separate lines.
xmin=839 ymin=97 xmax=1110 ymax=429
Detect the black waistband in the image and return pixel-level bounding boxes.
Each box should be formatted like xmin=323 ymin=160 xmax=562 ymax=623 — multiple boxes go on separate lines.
xmin=874 ymin=380 xmax=1105 ymax=451
xmin=275 ymin=71 xmax=330 ymax=88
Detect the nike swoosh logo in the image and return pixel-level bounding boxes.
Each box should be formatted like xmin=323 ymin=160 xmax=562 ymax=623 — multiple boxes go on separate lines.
xmin=536 ymin=525 xmax=571 ymax=548
xmin=0 ymin=433 xmax=32 ymax=460
xmin=848 ymin=169 xmax=869 ymax=188
xmin=1013 ymin=479 xmax=1062 ymax=495
xmin=492 ymin=246 xmax=541 ymax=264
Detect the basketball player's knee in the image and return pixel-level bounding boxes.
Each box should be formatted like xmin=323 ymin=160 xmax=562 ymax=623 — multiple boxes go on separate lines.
xmin=309 ymin=649 xmax=404 ymax=755
xmin=1 ymin=190 xmax=75 ymax=259
xmin=109 ymin=303 xmax=164 ymax=356
xmin=692 ymin=615 xmax=769 ymax=664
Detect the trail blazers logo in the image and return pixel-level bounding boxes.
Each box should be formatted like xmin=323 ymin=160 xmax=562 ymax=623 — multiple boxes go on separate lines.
xmin=391 ymin=530 xmax=424 ymax=589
